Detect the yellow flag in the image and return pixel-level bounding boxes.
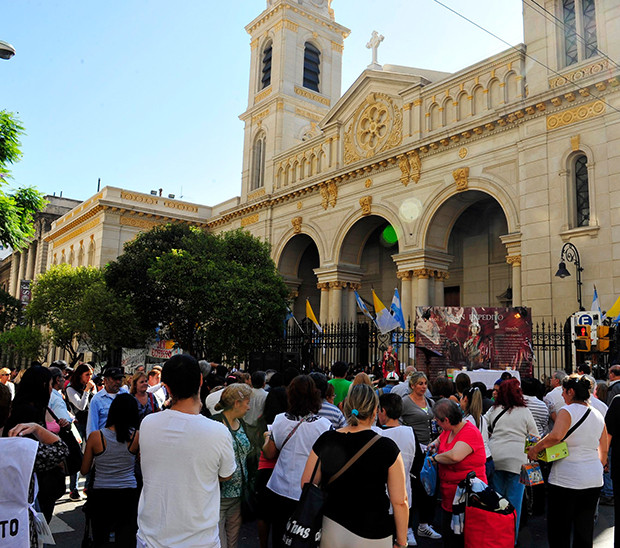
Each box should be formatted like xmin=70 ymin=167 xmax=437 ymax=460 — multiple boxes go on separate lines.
xmin=607 ymin=295 xmax=620 ymax=319
xmin=306 ymin=299 xmax=322 ymax=332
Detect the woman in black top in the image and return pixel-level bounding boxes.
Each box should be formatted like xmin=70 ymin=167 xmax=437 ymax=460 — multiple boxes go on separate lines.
xmin=301 ymin=384 xmax=408 ymax=548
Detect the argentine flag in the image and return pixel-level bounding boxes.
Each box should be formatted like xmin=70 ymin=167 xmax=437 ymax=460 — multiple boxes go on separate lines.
xmin=354 ymin=290 xmax=375 ymax=322
xmin=592 ymin=285 xmax=604 ymax=319
xmin=390 ymin=288 xmax=406 ymax=329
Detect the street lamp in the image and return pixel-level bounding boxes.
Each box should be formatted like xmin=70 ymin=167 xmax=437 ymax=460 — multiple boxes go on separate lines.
xmin=555 ymin=242 xmax=584 ymax=311
xmin=0 ymin=40 xmax=16 ymax=60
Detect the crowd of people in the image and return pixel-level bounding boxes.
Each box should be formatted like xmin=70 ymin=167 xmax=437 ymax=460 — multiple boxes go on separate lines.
xmin=0 ymin=356 xmax=618 ymax=548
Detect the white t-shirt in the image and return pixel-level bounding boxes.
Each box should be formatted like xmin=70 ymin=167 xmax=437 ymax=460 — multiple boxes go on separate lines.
xmin=589 ymin=396 xmax=608 ymax=418
xmin=464 ymin=414 xmax=491 ymax=458
xmin=544 ymin=386 xmax=565 ymax=418
xmin=372 ymin=424 xmax=416 ymax=508
xmin=549 ymin=404 xmax=604 ymax=489
xmin=267 ymin=413 xmax=332 ymax=501
xmin=137 ymin=409 xmax=236 ymax=548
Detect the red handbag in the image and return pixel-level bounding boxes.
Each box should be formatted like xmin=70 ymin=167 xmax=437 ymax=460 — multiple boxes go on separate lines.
xmin=464 ymin=505 xmax=516 ymax=548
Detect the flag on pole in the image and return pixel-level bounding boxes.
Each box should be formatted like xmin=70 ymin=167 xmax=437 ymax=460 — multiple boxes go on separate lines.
xmin=306 ymin=299 xmax=322 ymax=332
xmin=372 ymin=289 xmax=401 ymax=334
xmin=390 ymin=288 xmax=406 ymax=329
xmin=607 ymin=295 xmax=620 ymax=320
xmin=354 ymin=290 xmax=375 ymax=322
xmin=592 ymin=285 xmax=604 ymax=319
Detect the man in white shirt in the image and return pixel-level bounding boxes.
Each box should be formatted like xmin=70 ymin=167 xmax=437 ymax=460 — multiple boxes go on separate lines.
xmin=0 ymin=367 xmax=15 ymax=399
xmin=137 ymin=354 xmax=236 ymax=548
xmin=86 ymin=367 xmax=129 ymax=437
xmin=607 ymin=364 xmax=620 ymax=405
xmin=48 ymin=367 xmax=73 ymax=423
xmin=543 ymin=370 xmax=567 ymax=424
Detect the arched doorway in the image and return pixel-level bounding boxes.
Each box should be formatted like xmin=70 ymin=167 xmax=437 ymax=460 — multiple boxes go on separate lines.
xmin=338 ymin=214 xmax=400 ymax=318
xmin=277 ymin=234 xmax=321 ymax=318
xmin=426 ymin=193 xmax=511 ymax=307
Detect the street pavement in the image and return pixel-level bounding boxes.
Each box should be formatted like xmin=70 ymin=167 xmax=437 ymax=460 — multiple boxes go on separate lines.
xmin=51 ymin=479 xmax=615 ymax=547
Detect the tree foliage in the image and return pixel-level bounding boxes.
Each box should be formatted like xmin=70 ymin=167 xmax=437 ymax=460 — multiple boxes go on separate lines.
xmin=0 ymin=325 xmax=47 ymax=364
xmin=0 ymin=111 xmax=47 ymax=249
xmin=105 ymin=224 xmax=289 ymax=362
xmin=0 ymin=287 xmax=22 ymax=332
xmin=26 ymin=264 xmax=142 ymax=362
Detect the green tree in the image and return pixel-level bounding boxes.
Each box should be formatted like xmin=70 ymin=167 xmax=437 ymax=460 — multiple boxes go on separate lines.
xmin=105 ymin=224 xmax=288 ymax=362
xmin=0 ymin=325 xmax=47 ymax=365
xmin=0 ymin=287 xmax=21 ymax=332
xmin=0 ymin=111 xmax=47 ymax=249
xmin=26 ymin=264 xmax=142 ymax=363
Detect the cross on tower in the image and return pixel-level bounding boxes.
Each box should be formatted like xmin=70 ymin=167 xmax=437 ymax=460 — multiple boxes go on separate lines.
xmin=366 ymin=30 xmax=384 ymax=69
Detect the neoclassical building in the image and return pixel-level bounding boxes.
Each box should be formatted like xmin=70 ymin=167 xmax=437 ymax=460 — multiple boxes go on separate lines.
xmin=43 ymin=0 xmax=620 ymax=329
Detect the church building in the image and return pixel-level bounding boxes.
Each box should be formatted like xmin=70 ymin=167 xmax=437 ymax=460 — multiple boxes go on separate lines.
xmin=43 ymin=0 xmax=620 ymax=328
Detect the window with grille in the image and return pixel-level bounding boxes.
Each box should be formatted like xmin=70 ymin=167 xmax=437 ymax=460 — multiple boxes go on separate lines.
xmin=261 ymin=42 xmax=272 ymax=90
xmin=303 ymin=42 xmax=320 ymax=92
xmin=574 ymin=154 xmax=590 ymax=227
xmin=251 ymin=134 xmax=266 ymax=190
xmin=562 ymin=0 xmax=597 ymax=67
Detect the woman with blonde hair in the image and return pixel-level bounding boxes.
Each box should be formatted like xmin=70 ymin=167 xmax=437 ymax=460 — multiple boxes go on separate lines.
xmin=210 ymin=383 xmax=253 ymax=548
xmin=130 ymin=372 xmax=160 ymax=425
xmin=302 ymin=384 xmax=408 ymax=548
xmin=461 ymin=386 xmax=492 ymax=480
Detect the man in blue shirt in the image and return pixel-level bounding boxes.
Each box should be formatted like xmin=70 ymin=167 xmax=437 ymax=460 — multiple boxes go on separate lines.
xmin=86 ymin=367 xmax=128 ymax=437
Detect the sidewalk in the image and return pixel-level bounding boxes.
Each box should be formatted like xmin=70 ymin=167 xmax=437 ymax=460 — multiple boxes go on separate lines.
xmin=50 ymin=480 xmax=615 ymax=547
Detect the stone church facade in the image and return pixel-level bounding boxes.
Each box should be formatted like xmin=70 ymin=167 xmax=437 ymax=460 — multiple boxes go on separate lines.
xmin=41 ymin=0 xmax=620 ymax=329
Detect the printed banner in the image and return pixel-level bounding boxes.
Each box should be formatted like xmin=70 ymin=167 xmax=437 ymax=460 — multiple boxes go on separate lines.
xmin=147 ymin=340 xmax=182 ymax=360
xmin=121 ymin=348 xmax=148 ymax=373
xmin=415 ymin=307 xmax=533 ymax=373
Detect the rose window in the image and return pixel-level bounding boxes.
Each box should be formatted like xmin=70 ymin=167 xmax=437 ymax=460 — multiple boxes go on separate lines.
xmin=358 ymin=103 xmax=391 ymax=154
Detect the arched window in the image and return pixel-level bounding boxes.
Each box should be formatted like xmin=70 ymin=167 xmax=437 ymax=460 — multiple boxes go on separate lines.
xmin=261 ymin=41 xmax=272 ymax=90
xmin=303 ymin=42 xmax=320 ymax=92
xmin=87 ymin=240 xmax=95 ymax=266
xmin=573 ymin=154 xmax=590 ymax=227
xmin=562 ymin=0 xmax=597 ymax=67
xmin=251 ymin=133 xmax=266 ymax=190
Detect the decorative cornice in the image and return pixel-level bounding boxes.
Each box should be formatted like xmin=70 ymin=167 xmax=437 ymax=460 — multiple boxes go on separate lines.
xmin=247 ymin=188 xmax=266 ymax=201
xmin=294 ymin=86 xmax=330 ymax=106
xmin=546 ymin=99 xmax=605 ymax=130
xmin=548 ymin=59 xmax=609 ymax=88
xmin=119 ymin=216 xmax=162 ymax=231
xmin=295 ymin=107 xmax=324 ymax=122
xmin=254 ymin=87 xmax=273 ymax=104
xmin=52 ymin=217 xmax=101 ymax=248
xmin=241 ymin=213 xmax=260 ymax=227
xmin=252 ymin=108 xmax=270 ymax=123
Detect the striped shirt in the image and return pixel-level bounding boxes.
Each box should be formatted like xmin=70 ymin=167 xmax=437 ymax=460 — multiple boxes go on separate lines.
xmin=318 ymin=400 xmax=346 ymax=428
xmin=524 ymin=395 xmax=550 ymax=436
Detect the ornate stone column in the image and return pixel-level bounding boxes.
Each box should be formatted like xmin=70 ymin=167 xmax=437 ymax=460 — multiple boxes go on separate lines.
xmin=397 ymin=270 xmax=413 ymax=324
xmin=16 ymin=251 xmax=27 ymax=297
xmin=346 ymin=282 xmax=360 ymax=322
xmin=413 ymin=268 xmax=431 ymax=307
xmin=317 ymin=282 xmax=330 ymax=325
xmin=328 ymin=281 xmax=345 ymax=323
xmin=433 ymin=270 xmax=450 ymax=306
xmin=25 ymin=241 xmax=37 ymax=280
xmin=9 ymin=253 xmax=20 ymax=297
xmin=507 ymin=255 xmax=522 ymax=306
xmin=500 ymin=233 xmax=522 ymax=307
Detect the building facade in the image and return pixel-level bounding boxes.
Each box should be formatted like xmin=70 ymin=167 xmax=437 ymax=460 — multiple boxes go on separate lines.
xmin=40 ymin=0 xmax=620 ymax=332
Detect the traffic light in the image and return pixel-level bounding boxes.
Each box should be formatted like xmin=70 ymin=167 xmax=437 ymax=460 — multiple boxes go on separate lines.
xmin=597 ymin=325 xmax=611 ymax=352
xmin=574 ymin=325 xmax=591 ymax=352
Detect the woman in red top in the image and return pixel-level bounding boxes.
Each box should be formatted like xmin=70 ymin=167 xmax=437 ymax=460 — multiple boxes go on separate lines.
xmin=428 ymin=399 xmax=487 ymax=548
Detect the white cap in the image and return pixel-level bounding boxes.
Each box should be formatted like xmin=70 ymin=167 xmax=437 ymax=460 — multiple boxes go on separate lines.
xmin=386 ymin=372 xmax=399 ymax=381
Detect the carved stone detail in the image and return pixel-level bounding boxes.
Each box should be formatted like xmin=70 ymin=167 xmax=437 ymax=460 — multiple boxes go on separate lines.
xmin=359 ymin=196 xmax=372 ymax=215
xmin=317 ymin=282 xmax=330 ymax=291
xmin=344 ymin=92 xmax=403 ymax=164
xmin=506 ymin=255 xmax=522 ymax=267
xmin=329 ymin=281 xmax=346 ymax=290
xmin=119 ymin=216 xmax=160 ymax=231
xmin=396 ymin=270 xmax=413 ymax=281
xmin=240 ymin=213 xmax=259 ymax=227
xmin=546 ymin=100 xmax=606 ymax=131
xmin=319 ymin=181 xmax=337 ymax=210
xmin=433 ymin=270 xmax=450 ymax=281
xmin=453 ymin=167 xmax=470 ymax=191
xmin=398 ymin=150 xmax=421 ymax=186
xmin=413 ymin=268 xmax=431 ymax=279
xmin=291 ymin=216 xmax=302 ymax=234
xmin=548 ymin=59 xmax=609 ymax=88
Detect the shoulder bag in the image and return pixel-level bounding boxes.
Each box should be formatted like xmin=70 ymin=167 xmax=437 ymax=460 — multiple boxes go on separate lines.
xmin=487 ymin=407 xmax=508 ymax=436
xmin=282 ymin=433 xmax=381 ymax=548
xmin=47 ymin=407 xmax=83 ymax=475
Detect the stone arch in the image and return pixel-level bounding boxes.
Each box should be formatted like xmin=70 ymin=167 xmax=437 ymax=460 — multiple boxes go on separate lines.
xmin=472 ymin=85 xmax=485 ymax=115
xmin=443 ymin=96 xmax=455 ymax=126
xmin=457 ymin=91 xmax=469 ymax=120
xmin=429 ymin=103 xmax=440 ymax=131
xmin=418 ymin=180 xmax=519 ymax=253
xmin=488 ymin=78 xmax=502 ymax=108
xmin=276 ymin=166 xmax=284 ymax=189
xmin=505 ymin=71 xmax=519 ymax=103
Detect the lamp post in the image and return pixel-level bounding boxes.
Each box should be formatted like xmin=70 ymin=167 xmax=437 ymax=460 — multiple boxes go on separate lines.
xmin=555 ymin=242 xmax=584 ymax=311
xmin=0 ymin=40 xmax=16 ymax=60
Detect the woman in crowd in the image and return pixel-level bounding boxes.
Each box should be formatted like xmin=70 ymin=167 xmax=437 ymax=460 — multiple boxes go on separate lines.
xmin=210 ymin=383 xmax=253 ymax=548
xmin=66 ymin=363 xmax=96 ymax=500
xmin=431 ymin=376 xmax=457 ymax=403
xmin=460 ymin=386 xmax=493 ymax=480
xmin=130 ymin=371 xmax=160 ymax=425
xmin=301 ymin=384 xmax=408 ymax=548
xmin=81 ymin=393 xmax=140 ymax=547
xmin=400 ymin=372 xmax=442 ymax=540
xmin=484 ymin=378 xmax=538 ymax=538
xmin=454 ymin=373 xmax=471 ymax=403
xmin=428 ymin=398 xmax=487 ymax=548
xmin=263 ymin=375 xmax=331 ymax=548
xmin=3 ymin=365 xmax=68 ymax=523
xmin=527 ymin=375 xmax=607 ymax=548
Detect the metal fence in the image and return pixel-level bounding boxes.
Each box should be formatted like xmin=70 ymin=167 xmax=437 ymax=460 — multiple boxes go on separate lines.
xmin=281 ymin=318 xmax=570 ymax=380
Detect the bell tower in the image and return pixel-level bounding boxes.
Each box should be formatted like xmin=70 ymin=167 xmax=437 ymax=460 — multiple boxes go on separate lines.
xmin=239 ymin=0 xmax=350 ymax=201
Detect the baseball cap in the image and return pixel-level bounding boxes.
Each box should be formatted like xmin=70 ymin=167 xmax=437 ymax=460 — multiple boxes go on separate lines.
xmin=102 ymin=367 xmax=124 ymax=379
xmin=386 ymin=372 xmax=400 ymax=382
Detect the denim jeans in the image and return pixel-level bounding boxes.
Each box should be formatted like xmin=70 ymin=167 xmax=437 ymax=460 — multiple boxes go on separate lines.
xmin=492 ymin=470 xmax=524 ymax=542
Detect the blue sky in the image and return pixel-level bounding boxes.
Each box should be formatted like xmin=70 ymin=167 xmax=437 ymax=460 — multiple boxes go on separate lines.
xmin=2 ymin=1 xmax=523 ymax=207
